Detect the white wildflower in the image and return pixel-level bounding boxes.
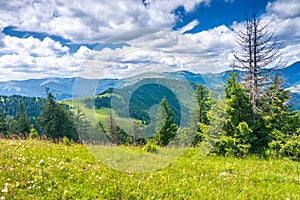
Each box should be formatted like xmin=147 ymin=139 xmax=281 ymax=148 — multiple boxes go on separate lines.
xmin=39 ymin=159 xmax=45 ymax=166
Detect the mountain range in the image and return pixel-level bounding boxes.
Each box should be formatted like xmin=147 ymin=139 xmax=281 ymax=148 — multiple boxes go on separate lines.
xmin=0 ymin=61 xmax=299 ymax=109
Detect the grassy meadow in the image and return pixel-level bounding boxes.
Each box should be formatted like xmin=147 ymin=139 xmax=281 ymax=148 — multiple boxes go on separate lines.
xmin=0 ymin=139 xmax=299 ymax=199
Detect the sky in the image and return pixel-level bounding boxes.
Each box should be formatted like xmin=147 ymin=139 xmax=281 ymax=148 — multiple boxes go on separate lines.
xmin=0 ymin=0 xmax=299 ymax=81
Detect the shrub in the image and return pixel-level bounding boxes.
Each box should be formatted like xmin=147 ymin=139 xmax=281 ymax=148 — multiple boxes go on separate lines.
xmin=62 ymin=136 xmax=72 ymax=146
xmin=279 ymin=138 xmax=300 ymax=160
xmin=29 ymin=127 xmax=39 ymax=139
xmin=213 ymin=135 xmax=250 ymax=157
xmin=143 ymin=141 xmax=159 ymax=153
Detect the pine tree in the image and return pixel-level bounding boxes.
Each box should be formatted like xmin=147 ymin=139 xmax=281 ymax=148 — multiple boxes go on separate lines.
xmin=190 ymin=84 xmax=212 ymax=145
xmin=73 ymin=106 xmax=91 ymax=140
xmin=37 ymin=88 xmax=77 ymax=142
xmin=224 ymin=70 xmax=253 ymax=135
xmin=264 ymin=75 xmax=297 ymax=139
xmin=0 ymin=107 xmax=7 ymax=135
xmin=213 ymin=70 xmax=255 ymax=156
xmin=106 ymin=109 xmax=128 ymax=145
xmin=154 ymin=97 xmax=178 ymax=146
xmin=16 ymin=100 xmax=31 ymax=136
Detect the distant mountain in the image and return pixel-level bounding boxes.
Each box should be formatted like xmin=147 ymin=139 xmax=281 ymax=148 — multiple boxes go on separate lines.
xmin=0 ymin=77 xmax=118 ymax=100
xmin=0 ymin=61 xmax=299 ymax=109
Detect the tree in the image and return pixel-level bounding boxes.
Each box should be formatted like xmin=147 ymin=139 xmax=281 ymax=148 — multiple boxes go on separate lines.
xmin=234 ymin=14 xmax=283 ymax=114
xmin=0 ymin=107 xmax=7 ymax=135
xmin=5 ymin=115 xmax=17 ymax=134
xmin=264 ymin=75 xmax=298 ymax=140
xmin=37 ymin=88 xmax=78 ymax=142
xmin=224 ymin=70 xmax=253 ymax=135
xmin=73 ymin=106 xmax=91 ymax=140
xmin=16 ymin=100 xmax=31 ymax=136
xmin=190 ymin=84 xmax=211 ymax=145
xmin=154 ymin=97 xmax=178 ymax=146
xmin=213 ymin=70 xmax=255 ymax=156
xmin=106 ymin=109 xmax=128 ymax=145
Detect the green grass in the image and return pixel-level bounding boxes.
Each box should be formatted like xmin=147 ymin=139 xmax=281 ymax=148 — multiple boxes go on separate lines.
xmin=63 ymin=97 xmax=142 ymax=131
xmin=0 ymin=139 xmax=299 ymax=199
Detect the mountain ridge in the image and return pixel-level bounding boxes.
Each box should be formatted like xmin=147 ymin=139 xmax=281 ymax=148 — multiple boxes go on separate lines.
xmin=0 ymin=61 xmax=299 ymax=108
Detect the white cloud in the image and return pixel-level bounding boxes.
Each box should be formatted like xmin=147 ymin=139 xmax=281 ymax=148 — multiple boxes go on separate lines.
xmin=0 ymin=36 xmax=88 ymax=81
xmin=78 ymin=29 xmax=222 ymax=80
xmin=0 ymin=0 xmax=208 ymax=43
xmin=0 ymin=0 xmax=299 ymax=82
xmin=178 ymin=20 xmax=199 ymax=33
xmin=1 ymin=36 xmax=69 ymax=56
xmin=266 ymin=0 xmax=300 ymax=19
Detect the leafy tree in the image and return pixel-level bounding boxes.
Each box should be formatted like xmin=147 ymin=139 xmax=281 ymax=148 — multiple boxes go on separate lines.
xmin=234 ymin=14 xmax=284 ymax=114
xmin=16 ymin=100 xmax=31 ymax=136
xmin=37 ymin=88 xmax=78 ymax=142
xmin=154 ymin=97 xmax=178 ymax=146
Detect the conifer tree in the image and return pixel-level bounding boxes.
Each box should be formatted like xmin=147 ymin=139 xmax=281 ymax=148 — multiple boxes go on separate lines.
xmin=106 ymin=109 xmax=128 ymax=145
xmin=37 ymin=88 xmax=77 ymax=142
xmin=0 ymin=107 xmax=7 ymax=135
xmin=16 ymin=100 xmax=31 ymax=136
xmin=190 ymin=84 xmax=212 ymax=145
xmin=154 ymin=97 xmax=178 ymax=146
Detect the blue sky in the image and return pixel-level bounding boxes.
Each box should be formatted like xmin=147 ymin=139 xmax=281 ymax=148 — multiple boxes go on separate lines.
xmin=0 ymin=0 xmax=299 ymax=81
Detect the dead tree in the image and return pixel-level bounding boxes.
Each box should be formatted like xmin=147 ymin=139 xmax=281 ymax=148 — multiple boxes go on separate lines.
xmin=234 ymin=14 xmax=284 ymax=114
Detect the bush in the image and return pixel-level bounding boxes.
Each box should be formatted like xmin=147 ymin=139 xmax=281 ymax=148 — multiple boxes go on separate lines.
xmin=29 ymin=127 xmax=39 ymax=139
xmin=279 ymin=139 xmax=300 ymax=160
xmin=213 ymin=135 xmax=250 ymax=157
xmin=62 ymin=136 xmax=72 ymax=146
xmin=143 ymin=141 xmax=159 ymax=153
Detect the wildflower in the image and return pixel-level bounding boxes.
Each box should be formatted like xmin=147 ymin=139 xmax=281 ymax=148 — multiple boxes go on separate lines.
xmin=1 ymin=188 xmax=8 ymax=193
xmin=0 ymin=196 xmax=5 ymax=200
xmin=219 ymin=172 xmax=229 ymax=177
xmin=47 ymin=188 xmax=51 ymax=192
xmin=39 ymin=159 xmax=45 ymax=166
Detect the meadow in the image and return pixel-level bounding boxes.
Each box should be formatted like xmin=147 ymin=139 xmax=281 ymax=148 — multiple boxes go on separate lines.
xmin=0 ymin=139 xmax=299 ymax=199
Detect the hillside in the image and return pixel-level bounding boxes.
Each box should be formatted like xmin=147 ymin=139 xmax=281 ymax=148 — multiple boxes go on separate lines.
xmin=0 ymin=139 xmax=299 ymax=199
xmin=0 ymin=61 xmax=299 ymax=108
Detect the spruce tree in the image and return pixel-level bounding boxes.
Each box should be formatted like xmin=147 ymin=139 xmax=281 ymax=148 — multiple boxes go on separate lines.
xmin=16 ymin=100 xmax=31 ymax=136
xmin=0 ymin=107 xmax=7 ymax=135
xmin=264 ymin=75 xmax=297 ymax=140
xmin=190 ymin=84 xmax=211 ymax=145
xmin=37 ymin=88 xmax=77 ymax=142
xmin=154 ymin=97 xmax=178 ymax=146
xmin=106 ymin=109 xmax=128 ymax=145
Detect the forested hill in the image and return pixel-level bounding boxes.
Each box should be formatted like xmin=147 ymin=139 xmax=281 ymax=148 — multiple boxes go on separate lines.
xmin=0 ymin=95 xmax=46 ymax=121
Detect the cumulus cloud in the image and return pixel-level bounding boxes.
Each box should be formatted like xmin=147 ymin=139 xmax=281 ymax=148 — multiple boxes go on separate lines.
xmin=0 ymin=0 xmax=299 ymax=81
xmin=0 ymin=0 xmax=207 ymax=43
xmin=0 ymin=36 xmax=88 ymax=81
xmin=78 ymin=29 xmax=221 ymax=79
xmin=266 ymin=0 xmax=300 ymax=19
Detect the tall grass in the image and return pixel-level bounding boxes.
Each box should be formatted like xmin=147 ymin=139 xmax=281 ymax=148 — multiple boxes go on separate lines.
xmin=0 ymin=139 xmax=299 ymax=199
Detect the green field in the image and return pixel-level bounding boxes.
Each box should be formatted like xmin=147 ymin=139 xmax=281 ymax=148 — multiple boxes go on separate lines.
xmin=0 ymin=139 xmax=299 ymax=199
